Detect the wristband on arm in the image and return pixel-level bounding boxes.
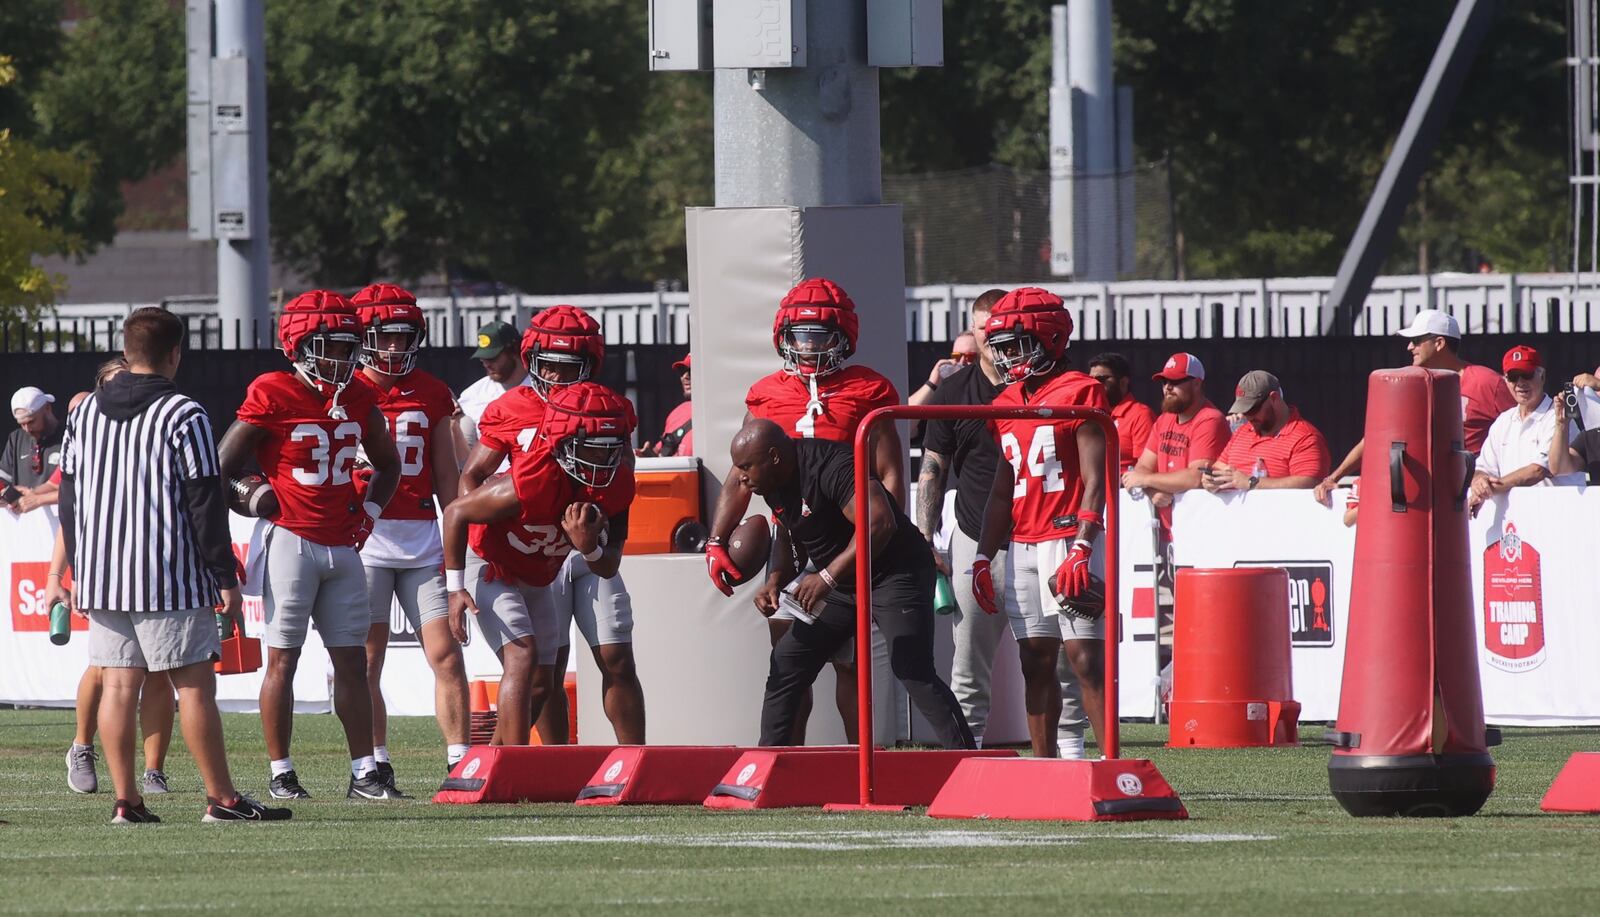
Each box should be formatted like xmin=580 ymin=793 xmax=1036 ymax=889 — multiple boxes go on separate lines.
xmin=445 ymin=569 xmax=465 ymax=592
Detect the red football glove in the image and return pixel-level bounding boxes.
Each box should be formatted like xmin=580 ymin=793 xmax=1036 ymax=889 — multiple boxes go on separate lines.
xmin=970 ymin=556 xmax=998 ymax=615
xmin=1054 ymin=541 xmax=1094 ymax=599
xmin=706 ymin=542 xmax=739 ymax=596
xmin=353 ymin=512 xmax=375 ymax=552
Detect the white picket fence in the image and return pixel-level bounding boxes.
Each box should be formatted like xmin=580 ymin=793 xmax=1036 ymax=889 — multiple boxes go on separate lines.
xmin=38 ymin=272 xmax=1600 ymax=350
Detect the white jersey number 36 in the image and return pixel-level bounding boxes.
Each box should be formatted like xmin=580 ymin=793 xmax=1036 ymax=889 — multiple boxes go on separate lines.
xmin=1000 ymin=425 xmax=1065 ymax=499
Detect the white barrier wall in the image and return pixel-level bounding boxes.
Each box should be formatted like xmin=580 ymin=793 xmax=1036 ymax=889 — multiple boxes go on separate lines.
xmin=6 ymin=488 xmax=1597 ymax=728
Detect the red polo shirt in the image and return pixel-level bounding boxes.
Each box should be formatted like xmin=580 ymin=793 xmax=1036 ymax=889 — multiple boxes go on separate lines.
xmin=1110 ymin=394 xmax=1156 ymax=473
xmin=1220 ymin=406 xmax=1331 ymax=479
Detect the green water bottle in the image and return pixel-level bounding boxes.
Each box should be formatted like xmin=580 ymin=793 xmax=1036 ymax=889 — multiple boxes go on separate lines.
xmin=934 ymin=572 xmax=957 ymax=616
xmin=49 ymin=602 xmax=72 ymax=646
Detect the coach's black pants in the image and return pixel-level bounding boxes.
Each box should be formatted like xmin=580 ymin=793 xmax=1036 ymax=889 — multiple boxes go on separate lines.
xmin=758 ymin=568 xmax=976 ymax=749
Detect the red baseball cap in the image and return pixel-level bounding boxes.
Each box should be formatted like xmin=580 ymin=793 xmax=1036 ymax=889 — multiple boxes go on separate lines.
xmin=672 ymin=354 xmax=692 ymax=373
xmin=1502 ymin=345 xmax=1541 ymax=374
xmin=1152 ymin=352 xmax=1205 ymax=382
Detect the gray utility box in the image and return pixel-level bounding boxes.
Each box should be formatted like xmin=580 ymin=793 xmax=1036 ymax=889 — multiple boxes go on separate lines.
xmin=713 ymin=0 xmax=806 ymax=69
xmin=649 ymin=0 xmax=712 ymax=71
xmin=209 ymin=56 xmax=252 ymax=240
xmin=867 ymin=0 xmax=943 ymax=67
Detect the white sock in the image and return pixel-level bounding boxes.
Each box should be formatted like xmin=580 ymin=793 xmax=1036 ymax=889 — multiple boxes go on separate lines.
xmin=373 ymin=745 xmax=390 ymax=764
xmin=446 ymin=744 xmax=469 ymax=766
xmin=352 ymin=755 xmax=376 ymax=779
xmin=1058 ymin=729 xmax=1086 ymax=760
xmin=270 ymin=757 xmax=294 ymax=777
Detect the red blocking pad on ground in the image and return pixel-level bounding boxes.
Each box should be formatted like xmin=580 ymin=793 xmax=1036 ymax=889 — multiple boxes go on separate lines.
xmin=576 ymin=746 xmax=752 ymax=806
xmin=926 ymin=757 xmax=1187 ymax=822
xmin=1540 ymin=753 xmax=1600 ymax=813
xmin=433 ymin=746 xmax=617 ymax=804
xmin=704 ymin=749 xmax=1015 ymax=810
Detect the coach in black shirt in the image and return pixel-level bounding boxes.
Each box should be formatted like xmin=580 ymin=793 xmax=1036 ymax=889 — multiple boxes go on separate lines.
xmin=730 ymin=420 xmax=974 ymax=749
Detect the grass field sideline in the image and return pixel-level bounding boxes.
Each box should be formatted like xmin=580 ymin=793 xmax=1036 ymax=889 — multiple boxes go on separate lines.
xmin=2 ymin=710 xmax=1598 ymax=915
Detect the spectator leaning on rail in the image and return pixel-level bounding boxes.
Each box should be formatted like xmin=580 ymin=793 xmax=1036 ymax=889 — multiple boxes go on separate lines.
xmin=1087 ymin=352 xmax=1155 ymax=474
xmin=1468 ymin=345 xmax=1584 ymax=513
xmin=1316 ymin=309 xmax=1514 ymax=504
xmin=1549 ymin=362 xmax=1600 ymax=483
xmin=1202 ymin=371 xmax=1330 ymax=494
xmin=2 ymin=386 xmax=65 ymax=514
xmin=1120 ymin=353 xmax=1231 ymax=520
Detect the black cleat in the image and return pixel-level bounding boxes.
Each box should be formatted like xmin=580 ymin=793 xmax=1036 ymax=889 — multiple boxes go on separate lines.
xmin=268 ymin=770 xmax=311 ymax=800
xmin=374 ymin=762 xmax=412 ymax=799
xmin=111 ymin=799 xmax=161 ymax=824
xmin=203 ymin=794 xmax=292 ymax=823
xmin=348 ymin=771 xmax=406 ymax=800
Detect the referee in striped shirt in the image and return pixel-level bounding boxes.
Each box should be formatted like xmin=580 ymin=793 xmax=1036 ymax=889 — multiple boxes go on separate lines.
xmin=47 ymin=307 xmax=289 ymax=824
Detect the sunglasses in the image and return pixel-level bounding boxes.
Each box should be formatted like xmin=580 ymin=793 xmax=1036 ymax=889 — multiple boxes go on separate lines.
xmin=949 ymin=352 xmax=977 ymax=364
xmin=1505 ymin=371 xmax=1536 ymax=383
xmin=30 ymin=441 xmax=43 ymax=475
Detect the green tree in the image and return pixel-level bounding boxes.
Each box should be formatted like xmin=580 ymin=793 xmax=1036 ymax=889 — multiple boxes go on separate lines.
xmin=0 ymin=56 xmax=91 ymax=324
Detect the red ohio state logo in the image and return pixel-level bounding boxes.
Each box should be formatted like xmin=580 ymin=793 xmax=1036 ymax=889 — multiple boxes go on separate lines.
xmin=1483 ymin=522 xmax=1546 ymax=672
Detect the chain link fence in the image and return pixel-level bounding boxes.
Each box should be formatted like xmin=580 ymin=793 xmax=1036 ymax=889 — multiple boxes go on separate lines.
xmin=886 ymin=160 xmax=1176 ymax=286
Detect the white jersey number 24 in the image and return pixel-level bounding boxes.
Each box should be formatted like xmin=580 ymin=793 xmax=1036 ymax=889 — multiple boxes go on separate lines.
xmin=1000 ymin=425 xmax=1065 ymax=499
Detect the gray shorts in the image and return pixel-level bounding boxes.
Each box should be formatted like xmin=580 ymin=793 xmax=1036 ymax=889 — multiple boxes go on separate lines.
xmin=87 ymin=607 xmax=219 ymax=673
xmin=551 ymin=553 xmax=634 ymax=649
xmin=366 ymin=565 xmax=450 ymax=630
xmin=1003 ymin=538 xmax=1106 ymax=642
xmin=262 ymin=526 xmax=371 ymax=650
xmin=465 ymin=553 xmax=559 ymax=664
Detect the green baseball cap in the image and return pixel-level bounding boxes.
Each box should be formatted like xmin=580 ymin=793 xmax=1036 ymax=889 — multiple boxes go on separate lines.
xmin=471 ymin=321 xmax=518 ymax=360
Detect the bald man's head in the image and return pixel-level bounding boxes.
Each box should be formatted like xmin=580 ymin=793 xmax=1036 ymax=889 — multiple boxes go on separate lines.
xmin=729 ymin=418 xmax=794 ymax=495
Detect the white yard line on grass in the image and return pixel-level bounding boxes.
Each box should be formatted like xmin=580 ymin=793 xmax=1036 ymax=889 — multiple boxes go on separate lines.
xmin=492 ymin=829 xmax=1277 ymax=851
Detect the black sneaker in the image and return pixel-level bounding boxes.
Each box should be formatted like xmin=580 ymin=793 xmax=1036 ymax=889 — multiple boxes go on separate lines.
xmin=111 ymin=799 xmax=161 ymax=824
xmin=203 ymin=794 xmax=292 ymax=823
xmin=347 ymin=771 xmax=406 ymax=800
xmin=268 ymin=770 xmax=311 ymax=800
xmin=374 ymin=762 xmax=412 ymax=799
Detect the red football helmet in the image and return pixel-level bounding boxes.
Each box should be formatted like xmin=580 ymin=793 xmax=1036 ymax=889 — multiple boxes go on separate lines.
xmin=522 ymin=305 xmax=605 ymax=399
xmin=279 ymin=290 xmax=362 ymax=394
xmin=773 ymin=277 xmax=859 ymax=378
xmin=541 ymin=382 xmax=637 ymax=488
xmin=351 ymin=283 xmax=426 ymax=376
xmin=984 ymin=287 xmax=1074 ymax=381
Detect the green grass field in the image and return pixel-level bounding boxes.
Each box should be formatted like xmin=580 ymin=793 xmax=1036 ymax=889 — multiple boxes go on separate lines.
xmin=2 ymin=710 xmax=1598 ymax=915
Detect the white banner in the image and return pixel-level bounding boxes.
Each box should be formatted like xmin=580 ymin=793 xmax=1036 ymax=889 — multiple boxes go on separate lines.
xmin=1172 ymin=487 xmax=1600 ymax=726
xmin=0 ymin=510 xmax=505 ymax=715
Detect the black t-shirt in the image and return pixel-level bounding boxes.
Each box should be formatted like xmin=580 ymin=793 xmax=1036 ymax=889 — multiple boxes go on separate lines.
xmin=1570 ymin=429 xmax=1600 ymax=484
xmin=920 ymin=364 xmax=1004 ymax=540
xmin=768 ymin=439 xmax=932 ymax=594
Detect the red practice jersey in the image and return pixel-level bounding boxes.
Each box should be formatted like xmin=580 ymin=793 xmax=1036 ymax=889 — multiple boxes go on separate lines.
xmin=476 ymin=386 xmax=549 ymax=458
xmin=989 ymin=370 xmax=1110 ymax=543
xmin=369 ymin=370 xmax=457 ymax=520
xmin=238 ymin=371 xmax=382 ymax=547
xmin=469 ymin=451 xmax=636 ymax=587
xmin=745 ymin=365 xmax=899 ymax=442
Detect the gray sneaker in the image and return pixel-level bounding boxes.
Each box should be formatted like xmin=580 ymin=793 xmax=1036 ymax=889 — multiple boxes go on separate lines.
xmin=142 ymin=769 xmax=170 ymax=795
xmin=66 ymin=744 xmax=98 ymax=794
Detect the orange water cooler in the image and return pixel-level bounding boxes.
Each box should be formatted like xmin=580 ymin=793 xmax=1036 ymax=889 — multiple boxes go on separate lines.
xmin=625 ymin=457 xmax=706 ymax=555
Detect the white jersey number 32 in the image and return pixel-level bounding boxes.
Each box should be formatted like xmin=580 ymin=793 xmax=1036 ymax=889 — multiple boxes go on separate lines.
xmin=1000 ymin=425 xmax=1065 ymax=499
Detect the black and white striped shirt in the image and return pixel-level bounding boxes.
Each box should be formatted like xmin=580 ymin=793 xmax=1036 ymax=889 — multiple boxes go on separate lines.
xmin=60 ymin=379 xmax=233 ymax=612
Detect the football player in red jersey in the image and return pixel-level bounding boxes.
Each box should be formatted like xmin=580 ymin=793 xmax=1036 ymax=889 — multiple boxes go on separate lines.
xmin=456 ymin=307 xmax=646 ymax=744
xmin=218 ymin=290 xmax=405 ymax=800
xmin=349 ymin=283 xmax=471 ymax=791
xmin=971 ymin=288 xmax=1111 ymax=760
xmin=443 ymin=382 xmax=637 ymax=746
xmin=704 ymin=278 xmax=903 ymax=744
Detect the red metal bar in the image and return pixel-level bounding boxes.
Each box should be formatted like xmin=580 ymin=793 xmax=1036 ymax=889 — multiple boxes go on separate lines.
xmin=850 ymin=403 xmax=1120 ymax=808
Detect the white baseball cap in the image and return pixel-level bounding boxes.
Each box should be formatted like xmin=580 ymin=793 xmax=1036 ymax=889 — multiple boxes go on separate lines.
xmin=1395 ymin=309 xmax=1461 ymax=340
xmin=10 ymin=387 xmax=54 ymax=420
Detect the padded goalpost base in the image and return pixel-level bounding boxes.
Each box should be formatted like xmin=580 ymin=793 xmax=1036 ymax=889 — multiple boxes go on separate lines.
xmin=576 ymin=746 xmax=751 ymax=806
xmin=1540 ymin=753 xmax=1600 ymax=813
xmin=433 ymin=746 xmax=617 ymax=804
xmin=926 ymin=758 xmax=1187 ymax=822
xmin=703 ymin=749 xmax=1015 ymax=810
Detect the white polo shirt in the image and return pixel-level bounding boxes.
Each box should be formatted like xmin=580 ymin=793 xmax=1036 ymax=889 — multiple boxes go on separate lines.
xmin=1476 ymin=395 xmax=1585 ymax=485
xmin=456 ymin=370 xmax=532 ymax=452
